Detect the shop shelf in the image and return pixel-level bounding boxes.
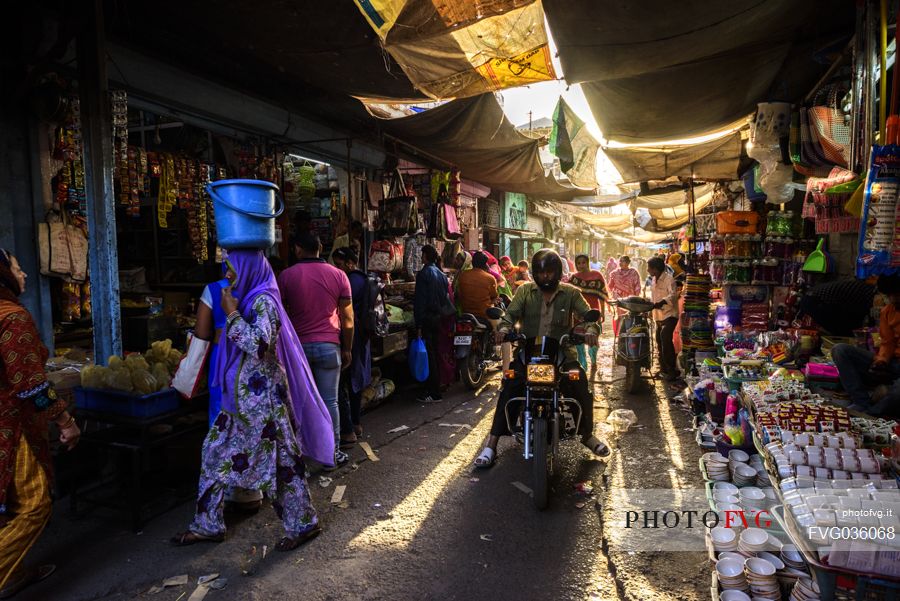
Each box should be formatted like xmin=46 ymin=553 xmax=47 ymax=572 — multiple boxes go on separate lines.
xmin=74 ymin=387 xmax=179 ymax=418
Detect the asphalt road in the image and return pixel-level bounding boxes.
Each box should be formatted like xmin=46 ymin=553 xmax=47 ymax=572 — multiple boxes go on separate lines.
xmin=21 ymin=334 xmax=710 ymax=601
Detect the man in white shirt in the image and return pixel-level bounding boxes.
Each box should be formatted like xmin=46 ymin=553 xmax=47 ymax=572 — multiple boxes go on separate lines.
xmin=648 ymin=257 xmax=680 ymax=381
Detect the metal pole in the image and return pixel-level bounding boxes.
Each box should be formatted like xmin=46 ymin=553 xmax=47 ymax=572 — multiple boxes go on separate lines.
xmin=77 ymin=0 xmax=122 ymax=361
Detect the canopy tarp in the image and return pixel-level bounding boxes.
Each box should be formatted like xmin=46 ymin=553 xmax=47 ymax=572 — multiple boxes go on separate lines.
xmin=603 ymin=133 xmax=742 ymax=183
xmin=377 ymin=93 xmax=588 ymax=197
xmin=606 ymin=228 xmax=674 ymax=244
xmin=354 ymin=0 xmax=557 ymax=99
xmin=647 ymin=188 xmax=713 ymax=220
xmin=543 ymin=0 xmax=854 ymax=142
xmin=575 ymin=213 xmax=634 ymax=233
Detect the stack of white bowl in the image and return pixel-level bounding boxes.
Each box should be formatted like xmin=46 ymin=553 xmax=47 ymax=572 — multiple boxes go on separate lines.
xmin=744 ymin=557 xmax=781 ymax=600
xmin=788 ymin=576 xmax=820 ymax=601
xmin=739 ymin=486 xmax=768 ymax=512
xmin=716 ymin=557 xmax=749 ymax=593
xmin=733 ymin=463 xmax=759 ymax=487
xmin=710 ymin=526 xmax=740 ymax=553
xmin=704 ymin=452 xmax=731 ymax=481
xmin=780 ymin=544 xmax=807 ymax=575
xmin=738 ymin=528 xmax=770 ymax=556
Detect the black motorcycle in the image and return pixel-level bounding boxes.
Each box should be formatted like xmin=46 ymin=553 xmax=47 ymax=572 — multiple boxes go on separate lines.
xmin=610 ymin=296 xmax=654 ymax=393
xmin=454 ymin=297 xmax=508 ymax=389
xmin=489 ymin=307 xmax=601 ymax=510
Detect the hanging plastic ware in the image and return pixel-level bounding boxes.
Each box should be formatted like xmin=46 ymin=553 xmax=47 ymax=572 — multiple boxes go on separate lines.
xmin=297 ymin=162 xmax=316 ymax=198
xmin=857 ymin=145 xmax=900 ymax=278
xmin=408 ymin=335 xmax=429 ymax=383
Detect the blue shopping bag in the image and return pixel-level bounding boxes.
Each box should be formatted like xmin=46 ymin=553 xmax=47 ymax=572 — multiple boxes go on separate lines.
xmin=409 ymin=335 xmax=429 ymax=382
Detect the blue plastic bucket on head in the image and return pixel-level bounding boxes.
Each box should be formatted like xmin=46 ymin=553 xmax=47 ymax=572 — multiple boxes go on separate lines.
xmin=207 ymin=179 xmax=284 ymax=249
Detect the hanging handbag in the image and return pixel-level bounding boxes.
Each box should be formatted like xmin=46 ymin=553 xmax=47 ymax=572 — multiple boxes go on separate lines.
xmin=38 ymin=211 xmax=88 ymax=282
xmin=368 ymin=239 xmax=398 ymax=273
xmin=441 ymin=203 xmax=462 ymax=240
xmin=383 ymin=169 xmax=418 ymax=235
xmin=809 ymin=86 xmax=851 ymax=168
xmin=172 ymin=332 xmax=211 ymax=399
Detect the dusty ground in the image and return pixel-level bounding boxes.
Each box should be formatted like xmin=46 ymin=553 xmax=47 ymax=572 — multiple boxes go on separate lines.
xmin=19 ymin=333 xmax=709 ymax=601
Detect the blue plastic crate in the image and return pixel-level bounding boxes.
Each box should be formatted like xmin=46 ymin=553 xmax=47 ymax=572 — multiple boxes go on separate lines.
xmin=74 ymin=387 xmax=179 ymax=418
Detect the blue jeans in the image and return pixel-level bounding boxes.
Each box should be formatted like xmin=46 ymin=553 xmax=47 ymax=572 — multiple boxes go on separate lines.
xmin=831 ymin=343 xmax=900 ymax=412
xmin=302 ymin=342 xmax=342 ymax=448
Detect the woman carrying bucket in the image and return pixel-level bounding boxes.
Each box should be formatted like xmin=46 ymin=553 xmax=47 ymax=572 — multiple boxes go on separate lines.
xmin=171 ymin=182 xmax=333 ymax=550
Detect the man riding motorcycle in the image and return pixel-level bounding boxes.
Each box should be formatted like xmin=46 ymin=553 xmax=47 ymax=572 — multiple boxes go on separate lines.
xmin=474 ymin=249 xmax=611 ymax=468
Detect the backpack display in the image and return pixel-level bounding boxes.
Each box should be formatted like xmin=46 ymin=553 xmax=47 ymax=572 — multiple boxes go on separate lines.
xmin=360 ymin=272 xmax=389 ymax=337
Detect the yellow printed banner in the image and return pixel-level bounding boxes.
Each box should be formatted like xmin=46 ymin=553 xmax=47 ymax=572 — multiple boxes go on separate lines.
xmin=476 ymin=45 xmax=557 ymax=92
xmin=353 ymin=0 xmax=556 ymax=99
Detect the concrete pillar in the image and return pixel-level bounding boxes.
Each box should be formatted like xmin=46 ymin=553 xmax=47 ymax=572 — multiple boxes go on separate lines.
xmin=77 ymin=0 xmax=121 ymax=362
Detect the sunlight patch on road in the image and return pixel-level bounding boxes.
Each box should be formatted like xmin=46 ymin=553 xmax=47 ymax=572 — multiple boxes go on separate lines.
xmin=347 ymin=407 xmax=493 ymax=551
xmin=655 ymin=389 xmax=685 ymax=477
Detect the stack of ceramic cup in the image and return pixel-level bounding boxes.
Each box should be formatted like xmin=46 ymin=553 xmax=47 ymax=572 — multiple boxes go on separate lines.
xmin=744 ymin=557 xmax=781 ymax=600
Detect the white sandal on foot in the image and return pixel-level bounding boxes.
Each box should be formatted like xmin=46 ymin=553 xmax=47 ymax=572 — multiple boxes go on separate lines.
xmin=474 ymin=447 xmax=496 ymax=468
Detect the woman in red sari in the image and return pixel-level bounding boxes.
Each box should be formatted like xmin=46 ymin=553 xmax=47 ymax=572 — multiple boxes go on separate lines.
xmin=0 ymin=249 xmax=80 ymax=596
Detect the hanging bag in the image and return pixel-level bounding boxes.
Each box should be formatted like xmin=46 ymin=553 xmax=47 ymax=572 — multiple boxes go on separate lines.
xmin=172 ymin=332 xmax=211 ymax=399
xmin=382 ymin=169 xmax=418 ymax=235
xmin=809 ymin=86 xmax=851 ymax=168
xmin=368 ymin=239 xmax=398 ymax=273
xmin=38 ymin=211 xmax=88 ymax=282
xmin=408 ymin=334 xmax=429 ymax=382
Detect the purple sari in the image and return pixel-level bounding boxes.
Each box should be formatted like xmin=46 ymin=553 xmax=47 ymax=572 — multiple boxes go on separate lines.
xmin=212 ymin=250 xmax=334 ymax=466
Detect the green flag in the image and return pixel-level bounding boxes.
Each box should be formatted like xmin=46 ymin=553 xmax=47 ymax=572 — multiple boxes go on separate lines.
xmin=549 ymin=98 xmax=598 ymax=188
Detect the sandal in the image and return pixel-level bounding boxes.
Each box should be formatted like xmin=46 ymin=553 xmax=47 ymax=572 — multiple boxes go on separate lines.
xmin=0 ymin=564 xmax=55 ymax=599
xmin=353 ymin=425 xmax=363 ymax=436
xmin=277 ymin=525 xmax=322 ymax=552
xmin=584 ymin=435 xmax=611 ymax=458
xmin=474 ymin=447 xmax=496 ymax=469
xmin=170 ymin=531 xmax=225 ymax=546
xmin=339 ymin=433 xmax=358 ymax=449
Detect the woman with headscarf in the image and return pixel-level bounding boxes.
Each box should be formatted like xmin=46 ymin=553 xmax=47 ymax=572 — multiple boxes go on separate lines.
xmin=452 ymin=250 xmax=473 ymax=301
xmin=0 ymin=249 xmax=79 ymax=595
xmin=498 ymin=256 xmax=519 ymax=291
xmin=481 ymin=251 xmax=513 ymax=300
xmin=172 ymin=249 xmax=333 ymax=551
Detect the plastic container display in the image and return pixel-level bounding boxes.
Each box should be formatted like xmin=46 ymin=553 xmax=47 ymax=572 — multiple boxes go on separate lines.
xmin=74 ymin=387 xmax=180 ymax=418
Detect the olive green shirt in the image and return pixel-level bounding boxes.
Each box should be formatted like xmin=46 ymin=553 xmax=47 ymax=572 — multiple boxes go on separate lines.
xmin=500 ymin=282 xmax=599 ymax=358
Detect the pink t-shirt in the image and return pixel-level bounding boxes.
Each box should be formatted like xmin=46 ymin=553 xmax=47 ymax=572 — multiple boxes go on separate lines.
xmin=278 ymin=259 xmax=351 ymax=345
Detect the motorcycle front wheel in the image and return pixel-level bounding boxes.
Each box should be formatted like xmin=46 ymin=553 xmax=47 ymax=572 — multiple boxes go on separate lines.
xmin=532 ymin=416 xmax=552 ymax=510
xmin=625 ymin=363 xmax=640 ymax=393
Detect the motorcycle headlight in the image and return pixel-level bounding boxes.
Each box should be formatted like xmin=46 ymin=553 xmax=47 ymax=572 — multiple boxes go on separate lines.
xmin=526 ymin=364 xmax=555 ymax=384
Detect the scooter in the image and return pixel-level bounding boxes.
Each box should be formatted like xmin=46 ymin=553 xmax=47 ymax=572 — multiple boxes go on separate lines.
xmin=610 ymin=296 xmax=655 ymax=393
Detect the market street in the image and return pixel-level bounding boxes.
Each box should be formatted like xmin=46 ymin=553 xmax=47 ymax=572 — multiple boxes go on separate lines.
xmin=21 ymin=334 xmax=707 ymax=601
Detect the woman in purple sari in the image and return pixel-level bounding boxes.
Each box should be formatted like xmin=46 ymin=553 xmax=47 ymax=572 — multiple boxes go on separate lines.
xmin=172 ymin=250 xmax=333 ymax=551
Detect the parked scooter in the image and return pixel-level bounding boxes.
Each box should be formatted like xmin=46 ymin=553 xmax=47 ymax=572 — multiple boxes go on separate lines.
xmin=609 ymin=296 xmax=654 ymax=393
